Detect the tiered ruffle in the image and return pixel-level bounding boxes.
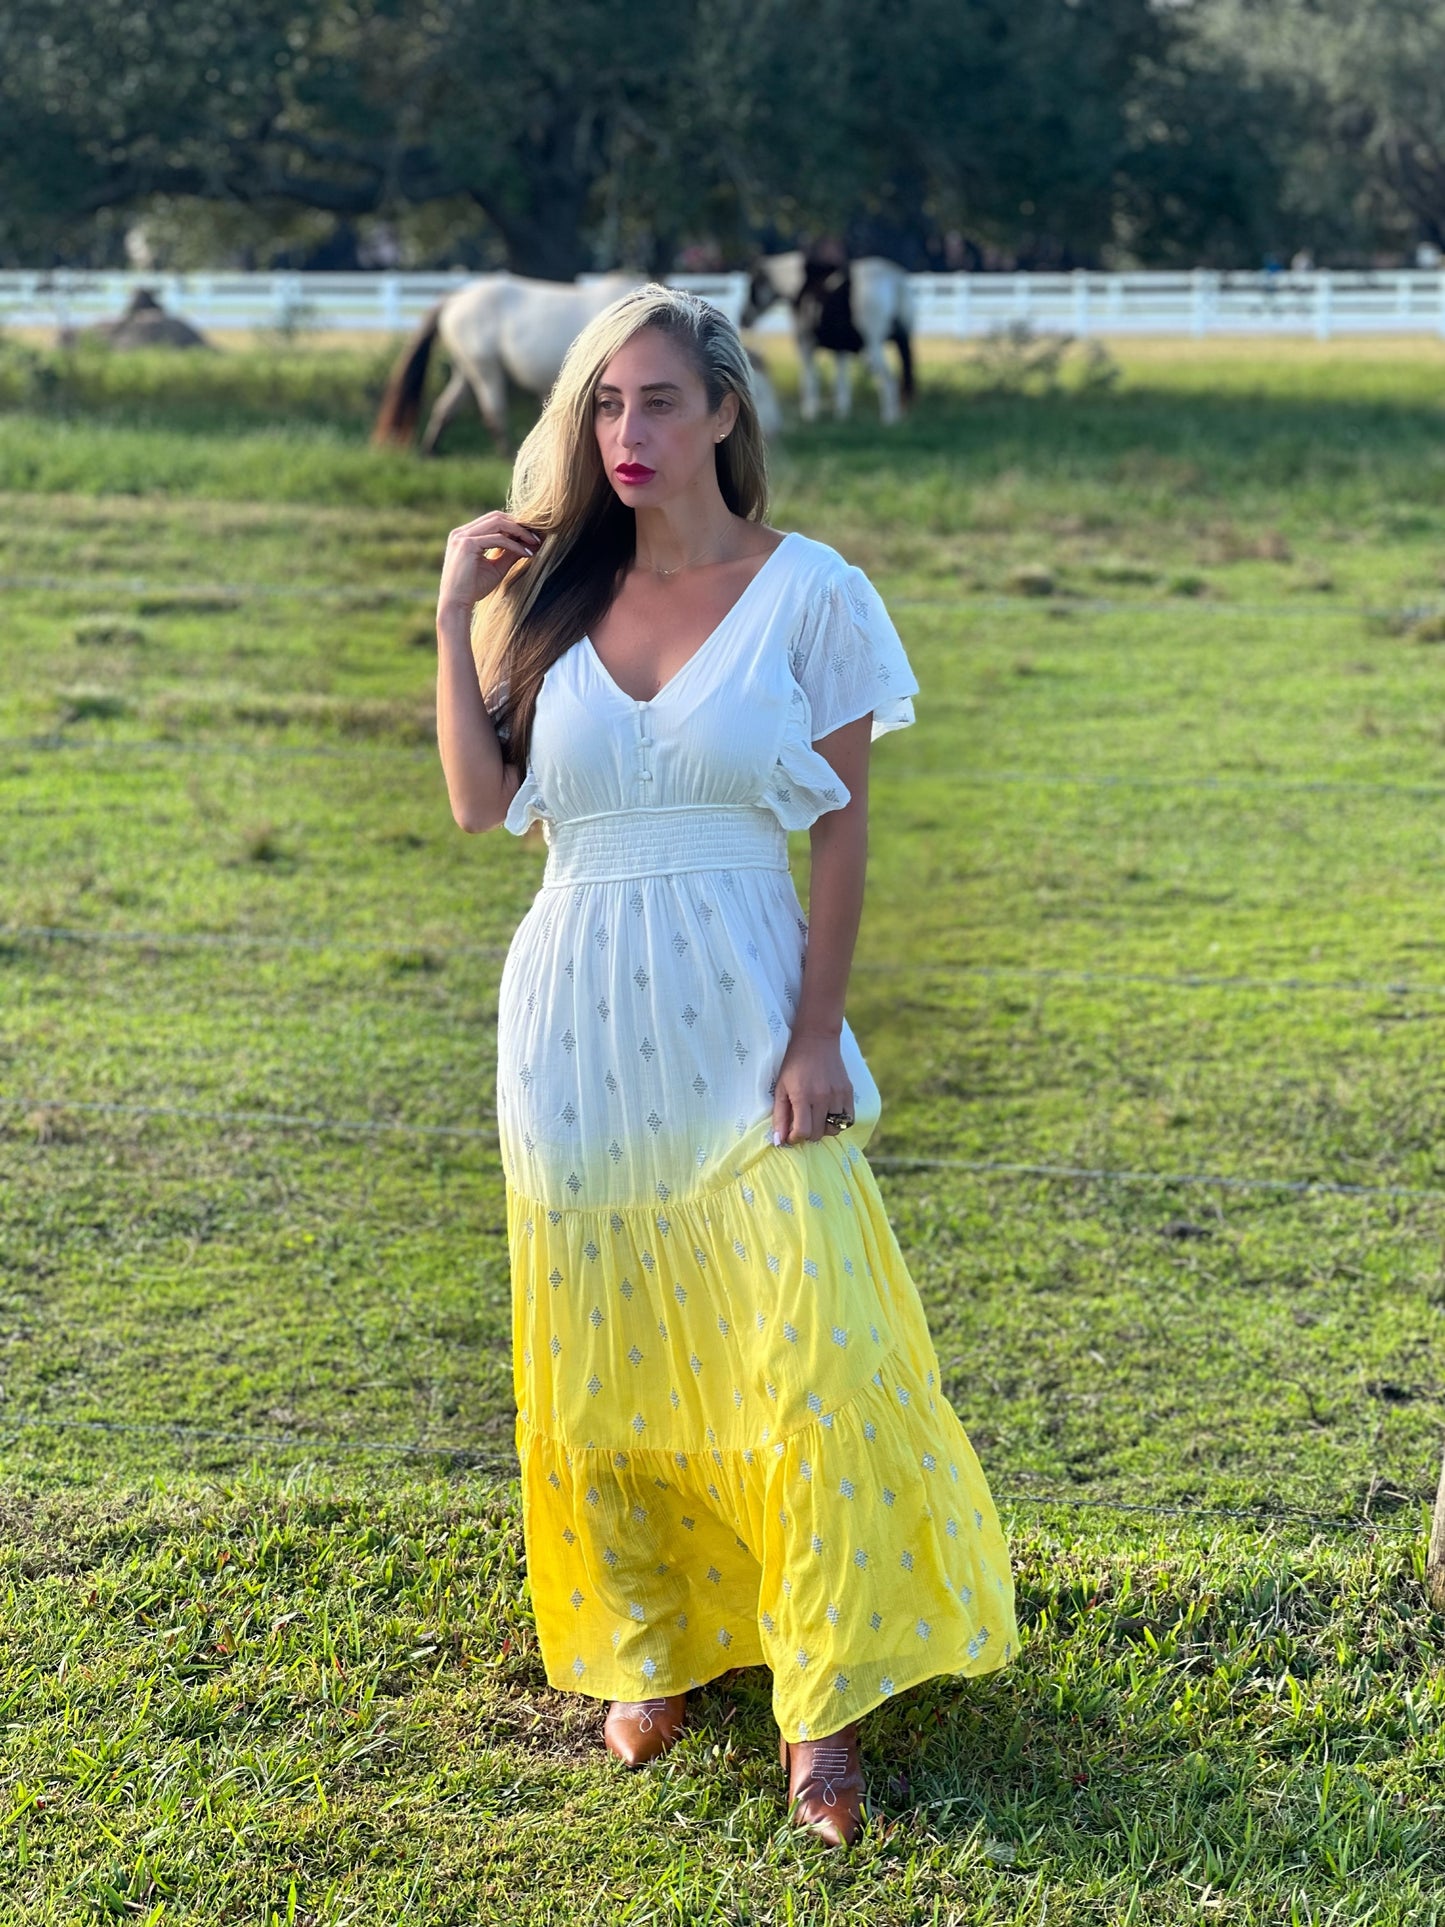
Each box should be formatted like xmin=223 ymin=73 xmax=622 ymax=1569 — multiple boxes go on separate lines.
xmin=510 ymin=1131 xmax=1017 ymax=1740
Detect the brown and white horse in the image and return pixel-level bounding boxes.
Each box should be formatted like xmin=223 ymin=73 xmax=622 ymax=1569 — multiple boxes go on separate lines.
xmin=743 ymin=252 xmax=914 ymax=425
xmin=373 ymin=272 xmax=781 ymax=454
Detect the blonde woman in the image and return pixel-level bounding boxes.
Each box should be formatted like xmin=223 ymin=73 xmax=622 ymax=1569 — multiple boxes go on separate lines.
xmin=435 ymin=286 xmax=1016 ymax=1846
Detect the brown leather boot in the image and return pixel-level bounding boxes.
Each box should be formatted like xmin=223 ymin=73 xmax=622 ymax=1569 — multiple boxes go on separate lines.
xmin=604 ymin=1695 xmax=688 ymax=1767
xmin=778 ymin=1721 xmax=867 ymax=1846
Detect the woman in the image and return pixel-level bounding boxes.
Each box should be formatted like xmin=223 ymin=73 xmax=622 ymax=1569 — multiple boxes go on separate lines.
xmin=435 ymin=285 xmax=1017 ymax=1847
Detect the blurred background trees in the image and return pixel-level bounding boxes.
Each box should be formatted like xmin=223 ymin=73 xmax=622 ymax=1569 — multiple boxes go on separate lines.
xmin=1 ymin=0 xmax=1441 ymax=274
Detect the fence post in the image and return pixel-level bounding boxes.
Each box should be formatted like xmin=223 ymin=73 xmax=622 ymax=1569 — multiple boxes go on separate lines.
xmin=274 ymin=272 xmax=304 ymax=332
xmin=1190 ymin=267 xmax=1210 ymax=338
xmin=1314 ymin=270 xmax=1333 ymax=342
xmin=957 ymin=273 xmax=971 ymax=339
xmin=1072 ymin=268 xmax=1090 ymax=337
xmin=1429 ymin=1443 xmax=1445 ymax=1611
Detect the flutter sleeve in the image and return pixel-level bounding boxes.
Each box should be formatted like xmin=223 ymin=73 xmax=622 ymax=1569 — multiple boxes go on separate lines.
xmin=484 ymin=670 xmax=549 ymax=837
xmin=788 ymin=560 xmax=919 ymax=742
xmin=759 ymin=556 xmax=920 ymax=831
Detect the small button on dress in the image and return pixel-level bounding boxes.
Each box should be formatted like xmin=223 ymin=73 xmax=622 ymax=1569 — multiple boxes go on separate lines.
xmin=492 ymin=530 xmax=1018 ymax=1742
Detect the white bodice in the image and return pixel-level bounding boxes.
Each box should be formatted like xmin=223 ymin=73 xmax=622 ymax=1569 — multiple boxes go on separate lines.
xmin=491 ymin=531 xmax=920 ymax=1211
xmin=502 ymin=531 xmax=917 ymax=846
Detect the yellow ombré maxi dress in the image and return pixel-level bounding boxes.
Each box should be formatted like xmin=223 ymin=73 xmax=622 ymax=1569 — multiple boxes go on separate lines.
xmin=496 ymin=531 xmax=1017 ymax=1742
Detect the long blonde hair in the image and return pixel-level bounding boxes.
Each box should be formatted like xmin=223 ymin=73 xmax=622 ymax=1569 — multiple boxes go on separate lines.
xmin=472 ymin=283 xmax=770 ymax=768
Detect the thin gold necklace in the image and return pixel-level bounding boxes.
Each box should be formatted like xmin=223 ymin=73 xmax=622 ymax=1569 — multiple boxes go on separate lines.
xmin=637 ymin=540 xmax=733 ymax=579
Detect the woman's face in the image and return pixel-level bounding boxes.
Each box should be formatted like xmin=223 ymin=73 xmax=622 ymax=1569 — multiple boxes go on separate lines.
xmin=594 ymin=327 xmax=739 ymax=505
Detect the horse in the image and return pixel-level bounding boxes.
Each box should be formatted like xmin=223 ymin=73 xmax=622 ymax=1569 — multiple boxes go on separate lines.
xmin=742 ymin=251 xmax=914 ymax=425
xmin=373 ymin=272 xmax=781 ymax=454
xmin=372 ymin=272 xmax=640 ymax=454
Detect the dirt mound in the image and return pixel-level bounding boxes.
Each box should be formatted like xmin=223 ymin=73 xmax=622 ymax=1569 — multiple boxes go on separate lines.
xmin=89 ymin=287 xmax=213 ymax=350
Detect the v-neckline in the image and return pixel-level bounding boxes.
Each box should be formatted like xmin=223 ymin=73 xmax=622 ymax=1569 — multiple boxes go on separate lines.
xmin=583 ymin=530 xmax=797 ymax=707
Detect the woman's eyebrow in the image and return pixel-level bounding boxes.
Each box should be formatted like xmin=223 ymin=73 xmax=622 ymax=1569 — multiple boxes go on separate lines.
xmin=595 ymin=381 xmax=684 ymax=396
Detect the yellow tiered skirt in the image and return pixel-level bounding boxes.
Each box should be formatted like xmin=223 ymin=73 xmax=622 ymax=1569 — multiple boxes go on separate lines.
xmin=511 ymin=1121 xmax=1017 ymax=1742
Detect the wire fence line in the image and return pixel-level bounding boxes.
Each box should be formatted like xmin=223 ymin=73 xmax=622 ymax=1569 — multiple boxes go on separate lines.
xmin=891 ymin=961 xmax=1445 ymax=998
xmin=0 ymin=732 xmax=435 ymax=760
xmin=0 ymin=570 xmax=435 ymax=601
xmin=0 ymin=572 xmax=436 ymax=605
xmin=0 ymin=1094 xmax=498 ymax=1140
xmin=5 ymin=1092 xmax=1444 ymax=1204
xmin=6 ymin=921 xmax=1444 ymax=1003
xmin=0 ymin=1411 xmax=513 ymax=1469
xmin=875 ymin=1157 xmax=1445 ymax=1202
xmin=8 ymin=735 xmax=1445 ymax=802
xmin=3 ymin=567 xmax=1420 ymax=622
xmin=1 ymin=921 xmax=509 ymax=960
xmin=948 ymin=771 xmax=1445 ymax=798
xmin=0 ymin=1410 xmax=1418 ymax=1538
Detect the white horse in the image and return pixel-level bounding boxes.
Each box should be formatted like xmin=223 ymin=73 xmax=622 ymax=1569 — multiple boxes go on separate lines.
xmin=743 ymin=252 xmax=914 ymax=425
xmin=373 ymin=272 xmax=780 ymax=454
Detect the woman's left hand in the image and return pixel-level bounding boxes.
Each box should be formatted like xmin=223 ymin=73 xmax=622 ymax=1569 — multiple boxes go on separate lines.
xmin=772 ymin=1028 xmax=854 ymax=1145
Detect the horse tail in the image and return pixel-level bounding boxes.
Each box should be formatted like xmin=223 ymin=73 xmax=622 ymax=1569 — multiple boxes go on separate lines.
xmin=890 ymin=318 xmax=915 ymax=407
xmin=372 ymin=303 xmax=442 ymax=447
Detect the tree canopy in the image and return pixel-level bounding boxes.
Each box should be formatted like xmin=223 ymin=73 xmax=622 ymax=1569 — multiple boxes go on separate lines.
xmin=0 ymin=0 xmax=1437 ymax=273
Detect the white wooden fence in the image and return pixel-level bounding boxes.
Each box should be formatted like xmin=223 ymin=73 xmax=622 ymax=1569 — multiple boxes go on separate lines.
xmin=5 ymin=267 xmax=1445 ymax=339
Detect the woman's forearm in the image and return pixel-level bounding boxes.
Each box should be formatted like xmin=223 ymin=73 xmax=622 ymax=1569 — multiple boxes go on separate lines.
xmin=795 ymin=798 xmax=868 ymax=1037
xmin=436 ymin=607 xmax=519 ymax=832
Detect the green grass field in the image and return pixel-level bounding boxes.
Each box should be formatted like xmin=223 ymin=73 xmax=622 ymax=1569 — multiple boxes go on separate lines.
xmin=2 ymin=328 xmax=1444 ymax=1923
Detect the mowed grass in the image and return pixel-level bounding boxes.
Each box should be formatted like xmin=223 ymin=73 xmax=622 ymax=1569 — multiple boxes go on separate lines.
xmin=1 ymin=330 xmax=1443 ymax=1922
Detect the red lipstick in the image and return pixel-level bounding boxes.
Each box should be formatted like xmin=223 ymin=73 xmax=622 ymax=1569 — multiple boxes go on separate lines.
xmin=614 ymin=463 xmax=655 ymax=484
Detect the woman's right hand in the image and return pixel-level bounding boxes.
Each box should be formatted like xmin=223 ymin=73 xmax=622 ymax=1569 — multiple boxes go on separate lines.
xmin=436 ymin=511 xmax=541 ymax=620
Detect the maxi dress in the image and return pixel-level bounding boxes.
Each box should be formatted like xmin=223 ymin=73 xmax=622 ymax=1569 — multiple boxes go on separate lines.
xmin=495 ymin=530 xmax=1017 ymax=1742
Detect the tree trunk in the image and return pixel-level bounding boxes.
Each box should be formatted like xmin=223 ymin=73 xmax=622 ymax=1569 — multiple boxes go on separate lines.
xmin=492 ymin=205 xmax=594 ymax=282
xmin=482 ymin=103 xmax=602 ymax=282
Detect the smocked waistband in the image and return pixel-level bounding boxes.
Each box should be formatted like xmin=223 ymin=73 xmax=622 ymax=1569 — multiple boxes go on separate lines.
xmin=543 ymin=805 xmax=789 ymax=886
